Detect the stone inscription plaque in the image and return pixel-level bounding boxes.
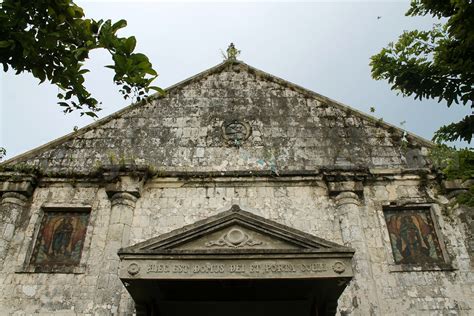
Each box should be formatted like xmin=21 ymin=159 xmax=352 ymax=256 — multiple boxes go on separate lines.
xmin=121 ymin=258 xmax=350 ymax=280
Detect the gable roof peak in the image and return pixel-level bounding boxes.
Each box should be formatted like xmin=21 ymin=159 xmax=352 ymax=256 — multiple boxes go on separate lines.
xmin=1 ymin=57 xmax=433 ymax=167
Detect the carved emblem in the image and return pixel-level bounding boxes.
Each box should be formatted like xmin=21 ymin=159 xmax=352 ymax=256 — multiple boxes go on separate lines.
xmin=222 ymin=120 xmax=251 ymax=146
xmin=205 ymin=228 xmax=263 ymax=248
xmin=332 ymin=261 xmax=346 ymax=274
xmin=127 ymin=263 xmax=140 ymax=276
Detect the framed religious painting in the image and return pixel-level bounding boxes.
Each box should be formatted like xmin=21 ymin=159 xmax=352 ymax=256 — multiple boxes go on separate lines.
xmin=383 ymin=206 xmax=450 ymax=268
xmin=29 ymin=208 xmax=91 ymax=273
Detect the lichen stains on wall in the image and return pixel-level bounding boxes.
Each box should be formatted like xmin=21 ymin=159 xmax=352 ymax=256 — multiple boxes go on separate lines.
xmin=0 ymin=61 xmax=471 ymax=316
xmin=3 ymin=62 xmax=430 ymax=175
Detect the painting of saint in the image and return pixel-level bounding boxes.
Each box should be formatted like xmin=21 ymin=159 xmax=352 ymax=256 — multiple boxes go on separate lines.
xmin=31 ymin=211 xmax=89 ymax=270
xmin=384 ymin=209 xmax=444 ymax=265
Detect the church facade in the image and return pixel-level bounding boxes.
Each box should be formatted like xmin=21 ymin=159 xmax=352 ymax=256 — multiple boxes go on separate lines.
xmin=0 ymin=59 xmax=473 ymax=315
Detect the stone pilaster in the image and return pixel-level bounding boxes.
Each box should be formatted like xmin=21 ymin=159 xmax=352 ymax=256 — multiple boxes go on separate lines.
xmin=0 ymin=175 xmax=36 ymax=269
xmin=107 ymin=192 xmax=138 ymax=251
xmin=94 ymin=175 xmax=144 ymax=315
xmin=333 ymin=188 xmax=380 ymax=315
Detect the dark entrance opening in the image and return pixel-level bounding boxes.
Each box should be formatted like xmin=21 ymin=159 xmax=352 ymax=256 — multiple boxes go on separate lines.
xmin=130 ymin=278 xmax=348 ymax=316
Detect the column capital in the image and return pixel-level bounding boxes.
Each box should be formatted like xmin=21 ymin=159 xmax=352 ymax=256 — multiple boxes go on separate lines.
xmin=327 ymin=180 xmax=363 ymax=197
xmin=109 ymin=192 xmax=138 ymax=208
xmin=0 ymin=173 xmax=37 ymax=198
xmin=334 ymin=191 xmax=360 ymax=207
xmin=0 ymin=191 xmax=29 ymax=207
xmin=105 ymin=175 xmax=145 ymax=200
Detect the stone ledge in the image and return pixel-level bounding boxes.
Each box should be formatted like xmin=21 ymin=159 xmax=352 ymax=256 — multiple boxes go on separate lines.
xmin=0 ymin=172 xmax=37 ymax=197
xmin=442 ymin=179 xmax=473 ymax=192
xmin=16 ymin=264 xmax=87 ymax=274
xmin=388 ymin=263 xmax=455 ymax=273
xmin=41 ymin=202 xmax=92 ymax=210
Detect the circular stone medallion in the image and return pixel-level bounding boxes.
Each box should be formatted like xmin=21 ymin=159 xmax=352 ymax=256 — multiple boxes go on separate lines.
xmin=222 ymin=120 xmax=251 ymax=146
xmin=127 ymin=263 xmax=140 ymax=276
xmin=332 ymin=261 xmax=346 ymax=274
xmin=226 ymin=228 xmax=246 ymax=245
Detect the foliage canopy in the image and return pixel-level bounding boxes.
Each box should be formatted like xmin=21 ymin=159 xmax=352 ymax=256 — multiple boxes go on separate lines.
xmin=370 ymin=0 xmax=474 ymax=143
xmin=430 ymin=144 xmax=474 ymax=206
xmin=0 ymin=0 xmax=162 ymax=118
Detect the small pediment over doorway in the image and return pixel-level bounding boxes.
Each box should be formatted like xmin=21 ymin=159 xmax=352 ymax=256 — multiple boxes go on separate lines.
xmin=118 ymin=205 xmax=355 ymax=316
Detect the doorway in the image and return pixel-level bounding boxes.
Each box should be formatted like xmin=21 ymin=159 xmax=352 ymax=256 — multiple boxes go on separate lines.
xmin=131 ymin=279 xmax=346 ymax=316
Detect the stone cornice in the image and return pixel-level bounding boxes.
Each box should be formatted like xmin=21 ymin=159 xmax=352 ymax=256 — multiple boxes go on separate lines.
xmin=2 ymin=167 xmax=441 ymax=189
xmin=442 ymin=179 xmax=473 ymax=192
xmin=0 ymin=172 xmax=37 ymax=197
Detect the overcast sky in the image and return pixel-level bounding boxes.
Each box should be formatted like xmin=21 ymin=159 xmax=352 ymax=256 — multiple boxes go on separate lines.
xmin=0 ymin=1 xmax=470 ymax=161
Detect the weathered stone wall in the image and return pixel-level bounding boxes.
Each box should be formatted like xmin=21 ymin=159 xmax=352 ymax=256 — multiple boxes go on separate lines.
xmin=350 ymin=180 xmax=473 ymax=315
xmin=0 ymin=176 xmax=472 ymax=315
xmin=0 ymin=184 xmax=110 ymax=315
xmin=0 ymin=61 xmax=471 ymax=315
xmin=7 ymin=62 xmax=430 ymax=174
xmin=130 ymin=182 xmax=340 ymax=245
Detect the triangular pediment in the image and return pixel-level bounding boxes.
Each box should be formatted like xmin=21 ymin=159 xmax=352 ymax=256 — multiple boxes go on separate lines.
xmin=2 ymin=59 xmax=432 ymax=175
xmin=119 ymin=205 xmax=353 ymax=254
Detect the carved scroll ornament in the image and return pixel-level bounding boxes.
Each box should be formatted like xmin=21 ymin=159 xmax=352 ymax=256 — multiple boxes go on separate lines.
xmin=205 ymin=228 xmax=263 ymax=248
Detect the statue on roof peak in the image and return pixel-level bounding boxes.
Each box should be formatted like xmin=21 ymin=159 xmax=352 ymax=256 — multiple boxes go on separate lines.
xmin=224 ymin=43 xmax=240 ymax=61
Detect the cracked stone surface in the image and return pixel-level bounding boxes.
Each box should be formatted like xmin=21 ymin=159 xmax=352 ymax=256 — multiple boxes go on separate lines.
xmin=0 ymin=61 xmax=472 ymax=315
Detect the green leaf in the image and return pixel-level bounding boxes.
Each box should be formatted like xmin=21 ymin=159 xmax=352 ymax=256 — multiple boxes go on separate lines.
xmin=112 ymin=19 xmax=127 ymax=32
xmin=146 ymin=68 xmax=158 ymax=76
xmin=66 ymin=7 xmax=76 ymax=18
xmin=124 ymin=36 xmax=136 ymax=54
xmin=74 ymin=47 xmax=88 ymax=59
xmin=133 ymin=53 xmax=148 ymax=62
xmin=0 ymin=40 xmax=13 ymax=48
xmin=84 ymin=111 xmax=98 ymax=118
xmin=149 ymin=86 xmax=165 ymax=95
